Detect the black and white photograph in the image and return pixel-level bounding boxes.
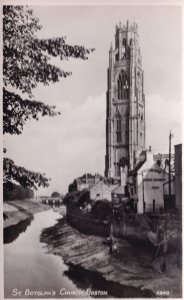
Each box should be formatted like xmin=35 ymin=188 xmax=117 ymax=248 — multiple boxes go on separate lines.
xmin=2 ymin=1 xmax=183 ymax=299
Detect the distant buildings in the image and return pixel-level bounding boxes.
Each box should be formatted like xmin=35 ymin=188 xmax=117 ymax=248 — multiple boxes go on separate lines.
xmin=153 ymin=153 xmax=175 ymax=173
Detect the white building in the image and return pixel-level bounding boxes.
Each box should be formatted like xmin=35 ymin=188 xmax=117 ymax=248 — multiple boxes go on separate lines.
xmin=135 ymin=149 xmax=174 ymax=214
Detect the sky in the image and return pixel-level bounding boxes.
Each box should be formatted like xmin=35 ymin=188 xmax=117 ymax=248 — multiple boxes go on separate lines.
xmin=4 ymin=5 xmax=182 ymax=195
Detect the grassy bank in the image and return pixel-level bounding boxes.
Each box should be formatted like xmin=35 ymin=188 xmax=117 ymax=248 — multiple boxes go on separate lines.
xmin=3 ymin=199 xmax=50 ymax=229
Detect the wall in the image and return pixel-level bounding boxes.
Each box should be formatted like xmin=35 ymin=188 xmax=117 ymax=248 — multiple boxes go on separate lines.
xmin=77 ymin=182 xmax=90 ymax=191
xmin=90 ymin=181 xmax=112 ymax=201
xmin=66 ymin=206 xmax=111 ymax=237
xmin=163 ymin=180 xmax=175 ymax=195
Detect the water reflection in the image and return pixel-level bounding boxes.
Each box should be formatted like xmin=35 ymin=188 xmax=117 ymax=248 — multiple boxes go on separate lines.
xmin=4 ymin=210 xmax=88 ymax=298
xmin=64 ymin=264 xmax=155 ymax=298
xmin=4 ymin=216 xmax=33 ymax=244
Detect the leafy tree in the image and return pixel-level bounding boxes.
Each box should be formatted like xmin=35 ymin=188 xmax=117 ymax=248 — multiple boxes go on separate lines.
xmin=3 ymin=6 xmax=94 ymax=191
xmin=3 ymin=182 xmax=34 ymax=201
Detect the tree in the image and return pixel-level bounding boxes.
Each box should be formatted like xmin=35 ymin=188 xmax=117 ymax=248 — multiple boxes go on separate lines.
xmin=3 ymin=6 xmax=94 ymax=191
xmin=51 ymin=192 xmax=61 ymax=198
xmin=3 ymin=182 xmax=34 ymax=201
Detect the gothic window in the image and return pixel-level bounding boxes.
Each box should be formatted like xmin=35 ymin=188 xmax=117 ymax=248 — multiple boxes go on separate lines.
xmin=130 ymin=38 xmax=133 ymax=46
xmin=115 ymin=53 xmax=119 ymax=61
xmin=116 ymin=132 xmax=121 ymax=143
xmin=117 ymin=71 xmax=129 ymax=99
xmin=117 ymin=119 xmax=121 ymax=130
xmin=122 ymin=38 xmax=126 ymax=59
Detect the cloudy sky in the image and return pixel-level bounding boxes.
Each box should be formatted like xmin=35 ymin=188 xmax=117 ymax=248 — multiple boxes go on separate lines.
xmin=4 ymin=5 xmax=182 ymax=195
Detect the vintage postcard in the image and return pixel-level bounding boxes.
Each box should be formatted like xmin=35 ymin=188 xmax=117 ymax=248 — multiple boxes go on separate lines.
xmin=1 ymin=1 xmax=183 ymax=299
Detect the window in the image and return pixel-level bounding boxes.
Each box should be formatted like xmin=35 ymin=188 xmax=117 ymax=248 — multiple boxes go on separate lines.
xmin=117 ymin=119 xmax=121 ymax=130
xmin=123 ymin=38 xmax=126 ymax=46
xmin=117 ymin=71 xmax=129 ymax=99
xmin=116 ymin=132 xmax=121 ymax=143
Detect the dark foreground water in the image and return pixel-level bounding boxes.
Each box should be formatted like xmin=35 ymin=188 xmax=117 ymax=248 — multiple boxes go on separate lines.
xmin=4 ymin=210 xmax=92 ymax=298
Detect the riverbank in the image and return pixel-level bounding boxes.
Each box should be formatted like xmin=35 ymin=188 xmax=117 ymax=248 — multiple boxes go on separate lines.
xmin=41 ymin=215 xmax=182 ymax=298
xmin=3 ymin=199 xmax=50 ymax=229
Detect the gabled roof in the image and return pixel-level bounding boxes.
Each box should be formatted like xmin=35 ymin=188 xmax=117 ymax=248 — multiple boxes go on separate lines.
xmin=90 ymin=180 xmax=110 ymax=189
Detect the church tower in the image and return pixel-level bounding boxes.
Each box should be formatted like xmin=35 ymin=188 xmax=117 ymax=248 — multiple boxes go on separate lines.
xmin=105 ymin=21 xmax=145 ymax=179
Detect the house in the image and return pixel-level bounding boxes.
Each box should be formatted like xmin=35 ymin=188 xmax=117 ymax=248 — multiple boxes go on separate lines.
xmin=89 ymin=181 xmax=112 ymax=201
xmin=68 ymin=173 xmax=102 ymax=192
xmin=135 ymin=148 xmax=174 ymax=214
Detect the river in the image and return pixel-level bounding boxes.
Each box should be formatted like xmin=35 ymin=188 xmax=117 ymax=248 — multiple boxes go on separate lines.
xmin=4 ymin=209 xmax=91 ymax=298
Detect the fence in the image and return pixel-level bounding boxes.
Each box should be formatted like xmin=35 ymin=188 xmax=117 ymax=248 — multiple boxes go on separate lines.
xmin=66 ymin=206 xmax=111 ymax=237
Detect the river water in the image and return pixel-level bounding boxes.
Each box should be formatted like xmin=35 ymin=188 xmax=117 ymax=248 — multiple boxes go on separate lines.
xmin=4 ymin=209 xmax=90 ymax=298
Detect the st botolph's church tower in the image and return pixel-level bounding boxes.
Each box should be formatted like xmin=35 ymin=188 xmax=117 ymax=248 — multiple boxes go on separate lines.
xmin=105 ymin=21 xmax=146 ymax=179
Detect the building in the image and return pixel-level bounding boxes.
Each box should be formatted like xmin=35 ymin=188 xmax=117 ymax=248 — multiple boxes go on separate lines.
xmin=153 ymin=153 xmax=175 ymax=172
xmin=175 ymin=144 xmax=182 ymax=211
xmin=135 ymin=149 xmax=174 ymax=214
xmin=89 ymin=181 xmax=112 ymax=201
xmin=105 ymin=21 xmax=145 ymax=179
xmin=68 ymin=173 xmax=102 ymax=193
xmin=102 ymin=20 xmax=181 ymax=216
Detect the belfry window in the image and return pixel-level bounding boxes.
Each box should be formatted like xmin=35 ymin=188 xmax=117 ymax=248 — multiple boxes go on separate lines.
xmin=117 ymin=71 xmax=129 ymax=99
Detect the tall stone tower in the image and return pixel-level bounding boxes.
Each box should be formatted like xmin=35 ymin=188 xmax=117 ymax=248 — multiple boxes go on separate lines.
xmin=105 ymin=21 xmax=145 ymax=179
